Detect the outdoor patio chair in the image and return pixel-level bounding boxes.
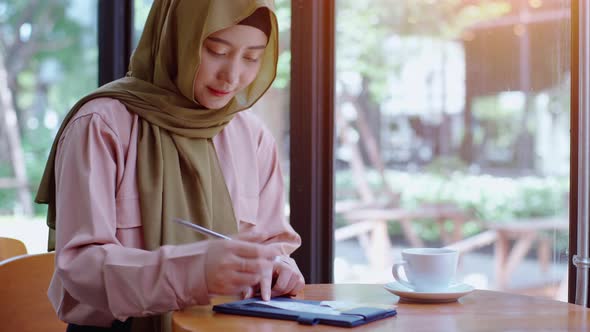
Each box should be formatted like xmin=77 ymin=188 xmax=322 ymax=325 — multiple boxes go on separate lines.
xmin=0 ymin=252 xmax=66 ymax=332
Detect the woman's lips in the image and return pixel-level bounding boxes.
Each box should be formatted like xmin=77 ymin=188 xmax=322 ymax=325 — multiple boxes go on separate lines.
xmin=207 ymin=87 xmax=230 ymax=97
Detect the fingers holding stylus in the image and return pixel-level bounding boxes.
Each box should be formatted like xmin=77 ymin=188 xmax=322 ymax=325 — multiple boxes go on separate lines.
xmin=232 ymin=231 xmax=272 ymax=244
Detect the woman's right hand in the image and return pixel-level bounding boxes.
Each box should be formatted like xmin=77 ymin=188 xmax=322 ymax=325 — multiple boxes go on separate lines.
xmin=204 ymin=232 xmax=280 ymax=296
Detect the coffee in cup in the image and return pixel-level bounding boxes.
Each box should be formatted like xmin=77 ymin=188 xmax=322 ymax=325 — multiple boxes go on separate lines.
xmin=391 ymin=248 xmax=458 ymax=292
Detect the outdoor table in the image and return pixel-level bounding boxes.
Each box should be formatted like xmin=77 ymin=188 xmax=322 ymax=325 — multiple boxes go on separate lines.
xmin=486 ymin=217 xmax=569 ymax=289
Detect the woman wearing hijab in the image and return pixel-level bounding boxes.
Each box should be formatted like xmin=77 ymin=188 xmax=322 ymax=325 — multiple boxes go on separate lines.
xmin=35 ymin=1 xmax=304 ymax=331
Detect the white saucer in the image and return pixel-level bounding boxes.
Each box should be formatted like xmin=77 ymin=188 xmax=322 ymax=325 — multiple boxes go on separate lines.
xmin=384 ymin=281 xmax=474 ymax=303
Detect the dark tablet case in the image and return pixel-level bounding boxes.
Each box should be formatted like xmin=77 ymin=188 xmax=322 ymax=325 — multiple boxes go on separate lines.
xmin=212 ymin=297 xmax=397 ymax=327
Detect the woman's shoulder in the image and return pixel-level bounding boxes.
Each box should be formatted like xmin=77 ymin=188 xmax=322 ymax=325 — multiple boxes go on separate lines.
xmin=64 ymin=97 xmax=137 ymax=140
xmin=74 ymin=97 xmax=134 ymax=124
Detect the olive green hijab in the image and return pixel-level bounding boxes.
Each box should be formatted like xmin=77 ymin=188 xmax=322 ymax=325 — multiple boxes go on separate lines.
xmin=36 ymin=1 xmax=277 ymax=329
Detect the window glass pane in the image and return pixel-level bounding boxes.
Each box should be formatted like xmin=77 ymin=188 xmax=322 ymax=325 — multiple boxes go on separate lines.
xmin=0 ymin=0 xmax=98 ymax=253
xmin=334 ymin=0 xmax=570 ymax=301
xmin=251 ymin=0 xmax=291 ymax=211
xmin=134 ymin=0 xmax=152 ymax=46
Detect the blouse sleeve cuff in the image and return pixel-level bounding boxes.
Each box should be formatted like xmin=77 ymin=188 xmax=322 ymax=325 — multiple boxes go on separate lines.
xmin=160 ymin=242 xmax=211 ymax=308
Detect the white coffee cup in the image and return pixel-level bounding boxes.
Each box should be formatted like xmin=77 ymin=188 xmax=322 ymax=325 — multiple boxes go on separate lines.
xmin=391 ymin=248 xmax=458 ymax=292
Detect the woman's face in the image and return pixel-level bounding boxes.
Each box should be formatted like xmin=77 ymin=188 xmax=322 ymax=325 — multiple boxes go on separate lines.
xmin=193 ymin=24 xmax=268 ymax=109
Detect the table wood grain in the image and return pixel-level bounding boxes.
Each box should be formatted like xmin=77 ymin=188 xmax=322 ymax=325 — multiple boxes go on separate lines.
xmin=172 ymin=284 xmax=590 ymax=331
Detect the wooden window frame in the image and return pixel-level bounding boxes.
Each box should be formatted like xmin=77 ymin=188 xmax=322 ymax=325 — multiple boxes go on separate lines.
xmin=289 ymin=0 xmax=335 ymax=284
xmin=569 ymin=0 xmax=578 ymax=304
xmin=98 ymin=0 xmax=133 ymax=86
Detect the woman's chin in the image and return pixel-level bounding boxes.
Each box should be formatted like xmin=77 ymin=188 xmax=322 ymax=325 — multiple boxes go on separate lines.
xmin=196 ymin=97 xmax=231 ymax=110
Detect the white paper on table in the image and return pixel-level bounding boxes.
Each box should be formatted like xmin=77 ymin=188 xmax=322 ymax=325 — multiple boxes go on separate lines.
xmin=252 ymin=300 xmax=342 ymax=316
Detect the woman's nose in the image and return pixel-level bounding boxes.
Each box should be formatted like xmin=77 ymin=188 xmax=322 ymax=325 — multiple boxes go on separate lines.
xmin=218 ymin=59 xmax=239 ymax=86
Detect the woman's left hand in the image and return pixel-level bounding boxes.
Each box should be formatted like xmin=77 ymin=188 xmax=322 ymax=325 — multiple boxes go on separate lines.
xmin=243 ymin=256 xmax=305 ymax=301
xmin=270 ymin=256 xmax=305 ymax=297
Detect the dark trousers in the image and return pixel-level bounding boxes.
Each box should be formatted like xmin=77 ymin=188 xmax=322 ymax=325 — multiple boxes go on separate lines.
xmin=66 ymin=319 xmax=132 ymax=332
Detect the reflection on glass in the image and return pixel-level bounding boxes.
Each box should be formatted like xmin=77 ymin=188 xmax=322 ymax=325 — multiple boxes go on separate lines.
xmin=0 ymin=0 xmax=98 ymax=253
xmin=334 ymin=0 xmax=570 ymax=301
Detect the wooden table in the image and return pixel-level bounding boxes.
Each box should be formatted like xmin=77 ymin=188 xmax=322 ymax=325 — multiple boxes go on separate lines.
xmin=172 ymin=284 xmax=590 ymax=331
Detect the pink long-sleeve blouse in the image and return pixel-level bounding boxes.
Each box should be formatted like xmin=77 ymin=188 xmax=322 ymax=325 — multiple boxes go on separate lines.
xmin=47 ymin=98 xmax=301 ymax=326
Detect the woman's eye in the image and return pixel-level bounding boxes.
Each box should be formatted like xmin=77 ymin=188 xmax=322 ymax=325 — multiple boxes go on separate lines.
xmin=207 ymin=48 xmax=226 ymax=56
xmin=244 ymin=57 xmax=260 ymax=63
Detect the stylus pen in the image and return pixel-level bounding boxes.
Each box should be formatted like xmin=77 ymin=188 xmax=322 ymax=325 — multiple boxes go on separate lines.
xmin=173 ymin=217 xmax=283 ymax=265
xmin=173 ymin=217 xmax=232 ymax=240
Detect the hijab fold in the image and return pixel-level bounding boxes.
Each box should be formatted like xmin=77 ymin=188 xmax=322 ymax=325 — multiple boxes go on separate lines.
xmin=35 ymin=1 xmax=278 ymax=331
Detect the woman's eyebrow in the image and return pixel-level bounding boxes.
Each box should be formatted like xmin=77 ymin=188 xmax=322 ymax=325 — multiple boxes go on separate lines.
xmin=207 ymin=36 xmax=266 ymax=50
